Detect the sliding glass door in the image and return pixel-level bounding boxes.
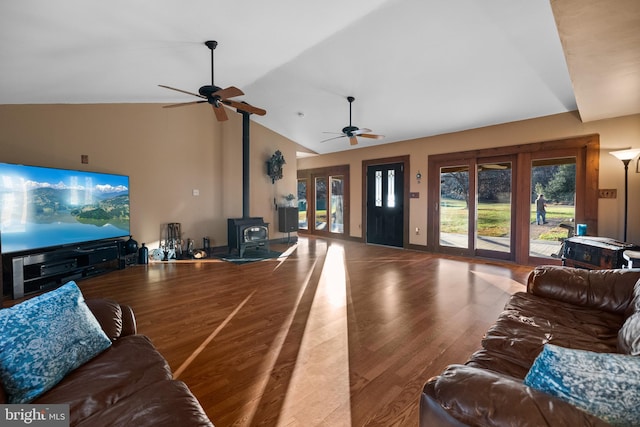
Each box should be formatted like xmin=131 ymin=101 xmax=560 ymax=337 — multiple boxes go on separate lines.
xmin=437 ymin=158 xmax=514 ymax=260
xmin=428 ymin=136 xmax=599 ymax=265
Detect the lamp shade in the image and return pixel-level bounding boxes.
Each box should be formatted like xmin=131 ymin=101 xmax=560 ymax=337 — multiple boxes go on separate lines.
xmin=610 ymin=148 xmax=640 ymax=161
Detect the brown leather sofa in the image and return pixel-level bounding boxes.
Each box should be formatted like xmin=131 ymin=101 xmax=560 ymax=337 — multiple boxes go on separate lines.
xmin=420 ymin=265 xmax=640 ymax=427
xmin=0 ymin=299 xmax=214 ymax=427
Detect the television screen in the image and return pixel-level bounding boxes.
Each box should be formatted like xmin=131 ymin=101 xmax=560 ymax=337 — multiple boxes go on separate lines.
xmin=0 ymin=163 xmax=130 ymax=254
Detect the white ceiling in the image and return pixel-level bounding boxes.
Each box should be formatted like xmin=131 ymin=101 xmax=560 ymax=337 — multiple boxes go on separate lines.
xmin=1 ymin=1 xmax=638 ymax=155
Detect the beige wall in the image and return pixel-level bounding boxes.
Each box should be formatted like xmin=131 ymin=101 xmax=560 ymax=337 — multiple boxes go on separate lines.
xmin=1 ymin=105 xmax=638 ymax=252
xmin=298 ymin=112 xmax=640 ymax=245
xmin=0 ymin=104 xmax=299 ymax=251
xmin=221 ymin=112 xmax=299 ymax=242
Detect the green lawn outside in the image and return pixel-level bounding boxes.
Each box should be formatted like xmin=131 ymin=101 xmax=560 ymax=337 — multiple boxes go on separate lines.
xmin=440 ymin=199 xmax=575 ymax=241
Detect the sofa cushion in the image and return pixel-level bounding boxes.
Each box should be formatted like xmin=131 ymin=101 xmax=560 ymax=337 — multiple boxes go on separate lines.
xmin=75 ymin=380 xmax=214 ymax=427
xmin=479 ymin=292 xmax=623 ymax=377
xmin=466 ymin=349 xmax=531 ymax=379
xmin=0 ymin=281 xmax=112 ymax=403
xmin=527 ymin=266 xmax=640 ymax=315
xmin=618 ymin=311 xmax=640 ymax=355
xmin=33 ymin=334 xmax=173 ymax=424
xmin=424 ymin=364 xmax=610 ymax=426
xmin=524 ymin=344 xmax=640 ymax=426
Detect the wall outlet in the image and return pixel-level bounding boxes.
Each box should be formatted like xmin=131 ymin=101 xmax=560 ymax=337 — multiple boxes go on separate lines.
xmin=599 ymin=189 xmax=617 ymax=199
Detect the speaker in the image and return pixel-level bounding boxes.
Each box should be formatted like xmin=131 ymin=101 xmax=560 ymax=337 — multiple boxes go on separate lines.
xmin=278 ymin=207 xmax=299 ymax=232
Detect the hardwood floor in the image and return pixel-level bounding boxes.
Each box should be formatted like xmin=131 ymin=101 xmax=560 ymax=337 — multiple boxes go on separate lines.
xmin=75 ymin=236 xmax=532 ymax=426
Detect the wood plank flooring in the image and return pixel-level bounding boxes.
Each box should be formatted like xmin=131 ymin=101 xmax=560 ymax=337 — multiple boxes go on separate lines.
xmin=74 ymin=236 xmax=532 ymax=426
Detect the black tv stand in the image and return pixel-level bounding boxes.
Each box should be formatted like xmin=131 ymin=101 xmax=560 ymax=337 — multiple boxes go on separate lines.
xmin=2 ymin=239 xmax=124 ymax=299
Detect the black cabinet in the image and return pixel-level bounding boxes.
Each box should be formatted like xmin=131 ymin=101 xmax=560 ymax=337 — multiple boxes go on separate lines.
xmin=562 ymin=236 xmax=639 ymax=269
xmin=3 ymin=239 xmax=123 ymax=299
xmin=278 ymin=207 xmax=299 ymax=232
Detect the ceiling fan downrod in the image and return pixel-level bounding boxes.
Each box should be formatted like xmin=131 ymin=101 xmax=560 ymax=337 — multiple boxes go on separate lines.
xmin=343 ymin=96 xmax=357 ymax=135
xmin=205 ymin=40 xmax=218 ymax=87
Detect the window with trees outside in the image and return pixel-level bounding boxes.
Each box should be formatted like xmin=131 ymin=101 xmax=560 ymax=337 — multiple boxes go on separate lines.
xmin=427 ymin=135 xmax=599 ymax=265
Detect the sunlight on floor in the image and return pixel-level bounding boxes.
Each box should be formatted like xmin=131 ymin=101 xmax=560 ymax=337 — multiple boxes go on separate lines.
xmin=273 ymin=242 xmax=298 ymax=270
xmin=239 ymin=257 xmax=319 ymax=425
xmin=470 ymin=270 xmax=526 ymax=293
xmin=278 ymin=243 xmax=352 ymax=426
xmin=172 ymin=290 xmax=256 ymax=380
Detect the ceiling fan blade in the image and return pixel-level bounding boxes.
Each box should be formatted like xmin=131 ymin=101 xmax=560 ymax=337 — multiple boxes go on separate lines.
xmin=212 ymin=104 xmax=228 ymax=121
xmin=163 ymin=100 xmax=207 ymax=109
xmin=352 ymin=128 xmax=372 ymax=135
xmin=158 ymin=85 xmax=205 ymax=99
xmin=222 ymin=99 xmax=267 ymax=116
xmin=213 ymin=86 xmax=244 ymax=100
xmin=349 ymin=136 xmax=358 ymax=146
xmin=359 ymin=133 xmax=384 ymax=139
xmin=320 ymin=135 xmax=347 ymax=143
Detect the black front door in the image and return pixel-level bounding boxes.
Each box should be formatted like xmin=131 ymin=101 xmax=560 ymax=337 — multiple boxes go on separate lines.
xmin=366 ymin=163 xmax=404 ymax=247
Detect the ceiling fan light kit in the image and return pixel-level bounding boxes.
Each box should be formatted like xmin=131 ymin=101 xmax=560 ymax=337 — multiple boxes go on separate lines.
xmin=159 ymin=40 xmax=266 ymax=121
xmin=322 ymin=96 xmax=383 ymax=146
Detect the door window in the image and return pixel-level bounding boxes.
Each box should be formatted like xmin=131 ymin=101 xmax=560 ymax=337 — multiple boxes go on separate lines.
xmin=315 ymin=177 xmax=327 ymax=231
xmin=297 ymin=179 xmax=308 ymax=230
xmin=330 ymin=176 xmax=344 ymax=233
xmin=529 ymin=157 xmax=576 ymax=258
xmin=476 ymin=161 xmax=512 ymax=256
xmin=439 ymin=165 xmax=470 ymax=249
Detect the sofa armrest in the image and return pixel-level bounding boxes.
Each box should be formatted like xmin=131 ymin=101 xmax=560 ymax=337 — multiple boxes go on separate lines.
xmin=422 ymin=365 xmax=610 ymax=426
xmin=119 ymin=303 xmax=137 ymax=337
xmin=526 ymin=266 xmax=640 ymax=315
xmin=86 ymin=299 xmax=137 ymax=340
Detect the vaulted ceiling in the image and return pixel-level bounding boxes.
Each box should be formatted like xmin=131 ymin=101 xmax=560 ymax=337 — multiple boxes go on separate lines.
xmin=1 ymin=0 xmax=638 ymax=154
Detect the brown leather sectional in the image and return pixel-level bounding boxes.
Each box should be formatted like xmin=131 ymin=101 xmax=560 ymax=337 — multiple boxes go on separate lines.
xmin=420 ymin=265 xmax=640 ymax=427
xmin=0 ymin=299 xmax=214 ymax=427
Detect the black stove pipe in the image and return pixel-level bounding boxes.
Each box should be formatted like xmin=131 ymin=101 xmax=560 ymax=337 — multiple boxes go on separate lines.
xmin=241 ymin=110 xmax=251 ymax=219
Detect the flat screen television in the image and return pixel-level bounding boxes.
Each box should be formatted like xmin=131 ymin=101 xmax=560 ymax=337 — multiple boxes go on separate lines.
xmin=0 ymin=162 xmax=130 ymax=254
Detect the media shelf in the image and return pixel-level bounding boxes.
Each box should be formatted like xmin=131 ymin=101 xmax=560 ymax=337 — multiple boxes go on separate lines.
xmin=2 ymin=239 xmax=124 ymax=299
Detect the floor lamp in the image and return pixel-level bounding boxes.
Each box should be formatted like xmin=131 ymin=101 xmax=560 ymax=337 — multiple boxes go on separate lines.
xmin=610 ymin=148 xmax=640 ymax=242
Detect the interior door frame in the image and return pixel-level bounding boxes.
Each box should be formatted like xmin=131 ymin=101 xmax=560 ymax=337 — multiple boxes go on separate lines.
xmin=297 ymin=165 xmax=350 ymax=238
xmin=362 ymin=155 xmax=410 ymax=248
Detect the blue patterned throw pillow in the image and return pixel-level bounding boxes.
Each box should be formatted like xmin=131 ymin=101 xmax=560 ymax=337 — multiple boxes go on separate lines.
xmin=524 ymin=344 xmax=640 ymax=426
xmin=0 ymin=281 xmax=112 ymax=403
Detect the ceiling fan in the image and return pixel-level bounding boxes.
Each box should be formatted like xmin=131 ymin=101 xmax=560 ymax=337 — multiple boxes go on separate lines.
xmin=322 ymin=96 xmax=384 ymax=146
xmin=159 ymin=40 xmax=266 ymax=121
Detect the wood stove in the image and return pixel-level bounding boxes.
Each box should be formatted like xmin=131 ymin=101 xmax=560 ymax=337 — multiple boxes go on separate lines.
xmin=227 ymin=218 xmax=270 ymax=257
xmin=226 ymin=109 xmax=270 ymax=257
